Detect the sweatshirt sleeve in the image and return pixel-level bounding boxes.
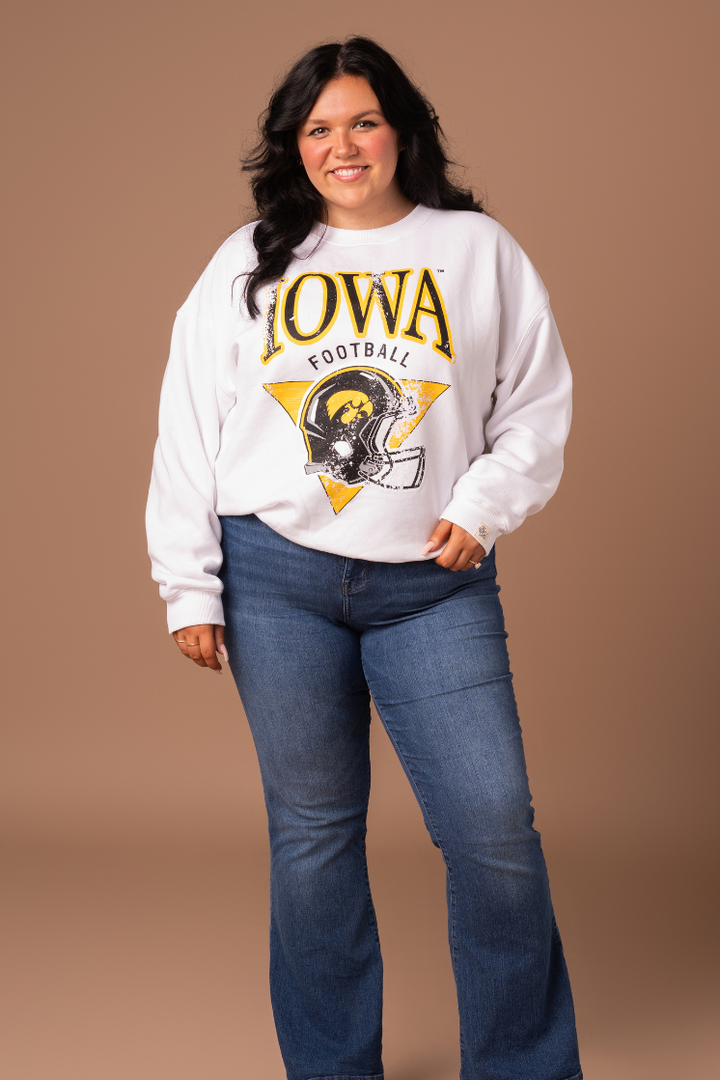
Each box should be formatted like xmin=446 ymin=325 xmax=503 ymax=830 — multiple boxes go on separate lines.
xmin=441 ymin=245 xmax=572 ymax=553
xmin=146 ymin=256 xmax=238 ymax=633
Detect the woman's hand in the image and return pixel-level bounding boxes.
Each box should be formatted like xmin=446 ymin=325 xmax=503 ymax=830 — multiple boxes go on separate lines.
xmin=172 ymin=624 xmax=228 ymax=672
xmin=422 ymin=519 xmax=486 ymax=572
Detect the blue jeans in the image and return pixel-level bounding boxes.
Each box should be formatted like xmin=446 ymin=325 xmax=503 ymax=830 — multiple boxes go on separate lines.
xmin=220 ymin=515 xmax=581 ymax=1080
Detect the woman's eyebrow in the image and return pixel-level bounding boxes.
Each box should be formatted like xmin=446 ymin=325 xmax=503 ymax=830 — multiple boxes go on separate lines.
xmin=305 ymin=109 xmax=384 ymax=125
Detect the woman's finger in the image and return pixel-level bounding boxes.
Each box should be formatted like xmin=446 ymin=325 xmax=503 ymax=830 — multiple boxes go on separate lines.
xmin=433 ymin=525 xmax=486 ymax=571
xmin=199 ymin=631 xmax=222 ymax=671
xmin=456 ymin=546 xmax=485 ymax=571
xmin=173 ymin=624 xmax=222 ymax=669
xmin=214 ymin=625 xmax=229 ymax=664
xmin=179 ymin=639 xmax=203 ymax=662
xmin=173 ymin=630 xmax=193 ymax=660
xmin=189 ymin=625 xmax=222 ymax=671
xmin=186 ymin=640 xmax=207 ymax=666
xmin=421 ymin=517 xmax=453 ymax=556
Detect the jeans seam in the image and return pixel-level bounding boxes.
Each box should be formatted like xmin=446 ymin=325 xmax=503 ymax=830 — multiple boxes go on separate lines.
xmin=341 ymin=560 xmax=372 ymax=614
xmin=360 ymin=715 xmax=382 ymax=951
xmin=343 ymin=567 xmax=371 ymax=594
xmin=360 ymin=832 xmax=381 ymax=947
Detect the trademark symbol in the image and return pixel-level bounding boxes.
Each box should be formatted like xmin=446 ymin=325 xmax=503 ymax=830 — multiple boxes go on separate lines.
xmin=436 ymin=268 xmax=444 ymax=272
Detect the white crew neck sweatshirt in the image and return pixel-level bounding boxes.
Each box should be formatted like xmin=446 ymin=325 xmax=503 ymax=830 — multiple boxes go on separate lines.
xmin=147 ymin=206 xmax=572 ymax=632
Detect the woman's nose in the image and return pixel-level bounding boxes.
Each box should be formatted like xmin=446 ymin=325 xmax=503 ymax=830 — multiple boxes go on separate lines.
xmin=333 ymin=129 xmax=357 ymax=158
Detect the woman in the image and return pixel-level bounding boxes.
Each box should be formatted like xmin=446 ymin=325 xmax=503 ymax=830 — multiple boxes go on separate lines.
xmin=147 ymin=36 xmax=582 ymax=1080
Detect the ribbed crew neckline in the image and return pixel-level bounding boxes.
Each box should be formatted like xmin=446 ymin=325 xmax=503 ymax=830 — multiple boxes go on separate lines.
xmin=306 ymin=204 xmax=433 ymax=247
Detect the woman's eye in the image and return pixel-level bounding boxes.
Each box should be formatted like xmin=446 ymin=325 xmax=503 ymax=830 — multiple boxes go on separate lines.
xmin=309 ymin=127 xmax=327 ymax=136
xmin=355 ymin=120 xmax=377 ymax=129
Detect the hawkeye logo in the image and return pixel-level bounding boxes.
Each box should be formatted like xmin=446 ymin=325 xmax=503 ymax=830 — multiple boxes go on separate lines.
xmin=261 ymin=268 xmax=454 ymax=364
xmin=264 ymin=367 xmax=449 ymax=513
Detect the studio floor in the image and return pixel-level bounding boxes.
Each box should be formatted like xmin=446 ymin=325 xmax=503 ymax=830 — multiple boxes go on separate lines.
xmin=1 ymin=839 xmax=717 ymax=1080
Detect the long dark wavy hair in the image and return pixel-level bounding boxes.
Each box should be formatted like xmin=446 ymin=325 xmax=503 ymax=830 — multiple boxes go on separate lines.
xmin=241 ymin=37 xmax=484 ymax=317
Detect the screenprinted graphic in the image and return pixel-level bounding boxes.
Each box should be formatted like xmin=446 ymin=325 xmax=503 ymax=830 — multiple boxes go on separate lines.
xmin=264 ymin=368 xmax=449 ymax=513
xmin=261 ymin=268 xmax=455 ymax=364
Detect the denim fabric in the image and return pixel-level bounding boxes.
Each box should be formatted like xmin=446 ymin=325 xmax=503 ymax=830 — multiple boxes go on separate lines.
xmin=220 ymin=515 xmax=581 ymax=1080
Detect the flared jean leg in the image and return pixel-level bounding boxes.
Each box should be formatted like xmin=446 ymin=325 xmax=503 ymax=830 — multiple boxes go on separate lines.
xmin=358 ymin=568 xmax=581 ymax=1080
xmin=221 ymin=522 xmax=384 ymax=1079
xmin=225 ymin=621 xmax=384 ymax=1080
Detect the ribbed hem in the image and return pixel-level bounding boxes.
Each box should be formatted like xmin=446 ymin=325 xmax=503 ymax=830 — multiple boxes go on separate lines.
xmin=166 ymin=590 xmax=225 ymax=634
xmin=304 ymin=204 xmax=433 ymax=248
xmin=440 ymin=496 xmax=504 ymax=555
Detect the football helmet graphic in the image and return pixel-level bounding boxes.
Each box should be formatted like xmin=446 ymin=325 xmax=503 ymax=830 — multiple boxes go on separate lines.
xmin=300 ymin=367 xmax=425 ymax=489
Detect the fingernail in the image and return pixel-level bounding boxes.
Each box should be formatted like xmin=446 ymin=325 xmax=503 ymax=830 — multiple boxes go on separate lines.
xmin=219 ymin=645 xmax=229 ymax=662
xmin=420 ymin=542 xmax=435 ymax=555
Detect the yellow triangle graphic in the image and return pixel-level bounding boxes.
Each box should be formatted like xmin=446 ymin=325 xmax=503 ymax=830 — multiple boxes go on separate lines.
xmin=389 ymin=380 xmax=450 ymax=449
xmin=319 ymin=475 xmax=364 ymax=514
xmin=263 ymin=381 xmax=314 ymax=424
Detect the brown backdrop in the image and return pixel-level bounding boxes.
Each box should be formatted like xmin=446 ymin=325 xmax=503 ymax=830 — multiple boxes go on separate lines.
xmin=1 ymin=1 xmax=718 ymax=1077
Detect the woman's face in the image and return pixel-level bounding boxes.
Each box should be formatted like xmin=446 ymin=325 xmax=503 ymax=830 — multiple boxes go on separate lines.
xmin=297 ymin=75 xmax=412 ymax=229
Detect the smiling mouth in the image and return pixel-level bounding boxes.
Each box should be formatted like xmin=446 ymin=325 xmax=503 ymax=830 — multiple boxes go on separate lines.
xmin=331 ymin=166 xmax=368 ymax=178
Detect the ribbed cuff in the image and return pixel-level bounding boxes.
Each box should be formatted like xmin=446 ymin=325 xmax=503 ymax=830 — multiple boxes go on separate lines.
xmin=440 ymin=497 xmax=504 ymax=555
xmin=166 ymin=590 xmax=225 ymax=634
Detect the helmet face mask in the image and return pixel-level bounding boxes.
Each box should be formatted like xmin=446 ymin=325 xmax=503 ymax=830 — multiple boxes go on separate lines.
xmin=301 ymin=368 xmax=425 ymax=490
